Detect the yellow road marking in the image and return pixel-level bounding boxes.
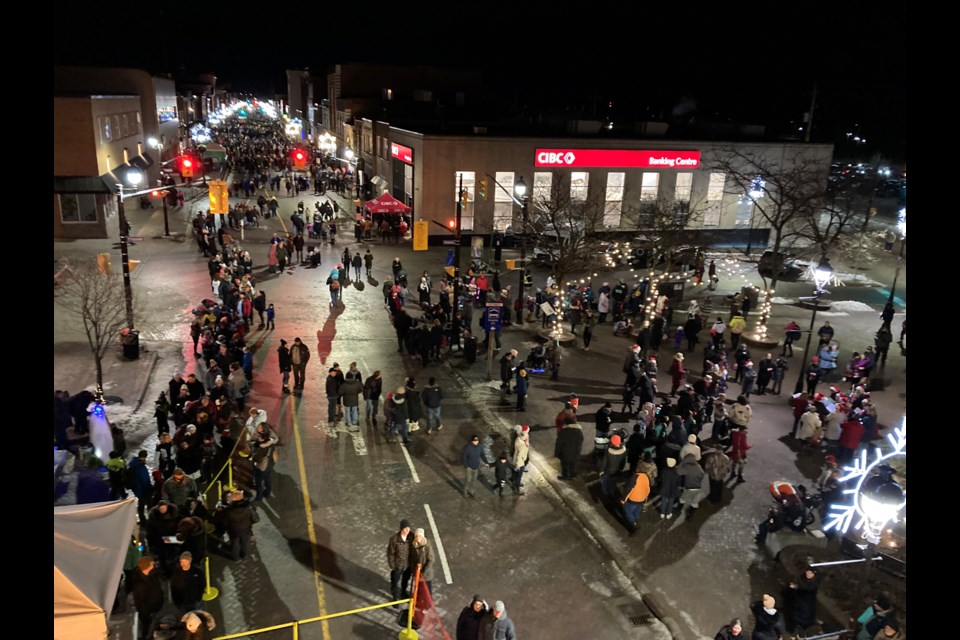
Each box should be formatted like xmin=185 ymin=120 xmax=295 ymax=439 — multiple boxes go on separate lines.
xmin=289 ymin=395 xmax=331 ymax=638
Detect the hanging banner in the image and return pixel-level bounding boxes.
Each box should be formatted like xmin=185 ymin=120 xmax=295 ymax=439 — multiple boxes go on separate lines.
xmin=413 ymin=221 xmax=429 ymax=251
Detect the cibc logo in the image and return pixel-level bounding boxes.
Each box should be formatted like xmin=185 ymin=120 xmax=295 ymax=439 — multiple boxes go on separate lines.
xmin=537 ymin=150 xmax=576 ymax=166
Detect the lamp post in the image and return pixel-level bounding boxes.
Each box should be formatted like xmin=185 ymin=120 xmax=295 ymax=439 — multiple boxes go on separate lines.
xmin=116 ymin=167 xmax=143 ymax=330
xmin=453 ymin=173 xmax=464 ymax=317
xmin=514 ymin=177 xmax=530 ymax=326
xmin=148 ymin=137 xmax=170 ymax=236
xmin=793 ymin=256 xmax=834 ymax=394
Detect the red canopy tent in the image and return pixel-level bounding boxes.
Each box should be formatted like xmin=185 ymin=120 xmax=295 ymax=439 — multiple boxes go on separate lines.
xmin=363 ymin=192 xmax=411 ymax=215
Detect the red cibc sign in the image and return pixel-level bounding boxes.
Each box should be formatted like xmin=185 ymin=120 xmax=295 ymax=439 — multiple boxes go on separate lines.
xmin=391 ymin=142 xmax=413 ymax=164
xmin=534 ymin=148 xmax=701 ymax=169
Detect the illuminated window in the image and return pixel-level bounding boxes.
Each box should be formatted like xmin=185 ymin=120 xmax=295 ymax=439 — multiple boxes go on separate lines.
xmin=533 ymin=172 xmax=553 ymax=203
xmin=704 ymin=172 xmax=725 ymax=227
xmin=383 ymin=88 xmax=393 ymax=101
xmin=674 ymin=172 xmax=693 ymax=222
xmin=604 ymin=172 xmax=625 ymax=228
xmin=59 ymin=194 xmax=99 ymax=223
xmin=640 ymin=172 xmax=660 ymax=202
xmin=735 ymin=199 xmax=753 ymax=226
xmin=493 ymin=172 xmax=515 ymax=231
xmin=455 ymin=171 xmax=475 ymax=231
xmin=570 ymin=172 xmax=589 ymax=201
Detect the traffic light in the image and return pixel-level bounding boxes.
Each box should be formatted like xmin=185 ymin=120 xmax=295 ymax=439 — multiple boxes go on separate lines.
xmin=293 ymin=149 xmax=307 ymax=170
xmin=97 ymin=253 xmax=112 ymax=274
xmin=479 ymin=177 xmax=488 ymax=201
xmin=447 ymin=218 xmax=457 ymax=229
xmin=181 ymin=156 xmax=194 ymax=178
xmin=208 ymin=180 xmax=229 ymax=214
xmin=459 ymin=189 xmax=468 ymax=207
xmin=150 ymin=189 xmax=163 ymax=199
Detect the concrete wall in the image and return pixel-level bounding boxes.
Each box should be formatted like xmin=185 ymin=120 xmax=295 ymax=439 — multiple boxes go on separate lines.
xmin=54 ymin=97 xmax=99 ymax=176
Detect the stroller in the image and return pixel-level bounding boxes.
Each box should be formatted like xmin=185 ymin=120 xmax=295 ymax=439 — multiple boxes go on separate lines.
xmin=525 ymin=344 xmax=548 ymax=372
xmin=396 ymin=269 xmax=409 ymax=289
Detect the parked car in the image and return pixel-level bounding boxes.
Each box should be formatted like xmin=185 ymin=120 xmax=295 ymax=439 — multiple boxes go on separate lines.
xmin=758 ymin=250 xmax=804 ymax=279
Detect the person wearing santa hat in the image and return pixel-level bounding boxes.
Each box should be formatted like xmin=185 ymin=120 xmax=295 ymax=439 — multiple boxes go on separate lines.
xmin=512 ymin=425 xmax=531 ymax=494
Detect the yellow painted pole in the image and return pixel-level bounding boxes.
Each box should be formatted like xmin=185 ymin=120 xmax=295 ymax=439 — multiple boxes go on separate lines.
xmin=201 ymin=555 xmax=219 ymax=601
xmin=292 ymin=621 xmax=298 ymax=640
xmin=225 ymin=459 xmax=236 ymax=491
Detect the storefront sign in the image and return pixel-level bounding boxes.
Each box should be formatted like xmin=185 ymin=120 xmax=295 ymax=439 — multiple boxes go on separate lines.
xmin=391 ymin=142 xmax=414 ymax=164
xmin=534 ymin=148 xmax=701 ymax=169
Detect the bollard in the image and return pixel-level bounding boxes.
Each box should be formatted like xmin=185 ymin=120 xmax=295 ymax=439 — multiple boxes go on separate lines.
xmin=201 ymin=555 xmax=219 ymax=601
xmin=225 ymin=460 xmax=237 ymax=492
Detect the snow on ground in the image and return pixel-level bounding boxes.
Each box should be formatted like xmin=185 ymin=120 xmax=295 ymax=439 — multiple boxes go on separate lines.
xmin=827 ymin=299 xmax=877 ymax=313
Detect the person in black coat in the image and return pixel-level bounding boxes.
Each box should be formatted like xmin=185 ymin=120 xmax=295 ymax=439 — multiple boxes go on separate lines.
xmin=554 ymin=419 xmax=584 ymax=480
xmin=456 ymin=595 xmax=488 ymax=640
xmin=750 ymin=594 xmax=786 ymax=640
xmin=394 ymin=310 xmax=413 ymax=352
xmin=787 ymin=566 xmax=820 ymax=638
xmin=684 ymin=314 xmax=702 ymax=353
xmin=130 ymin=556 xmax=164 ymax=639
xmin=713 ymin=617 xmax=745 ymax=639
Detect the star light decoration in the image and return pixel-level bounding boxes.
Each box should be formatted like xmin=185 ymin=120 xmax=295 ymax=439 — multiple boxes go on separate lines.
xmin=824 ymin=420 xmax=906 ymax=545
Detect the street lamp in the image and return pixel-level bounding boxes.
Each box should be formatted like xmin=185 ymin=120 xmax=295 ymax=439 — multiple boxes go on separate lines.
xmin=116 ymin=167 xmax=143 ymax=331
xmin=148 ymin=137 xmax=170 ymax=236
xmin=859 ymin=465 xmax=905 ymax=545
xmin=514 ymin=177 xmax=530 ymax=326
xmin=793 ymin=256 xmax=833 ymax=394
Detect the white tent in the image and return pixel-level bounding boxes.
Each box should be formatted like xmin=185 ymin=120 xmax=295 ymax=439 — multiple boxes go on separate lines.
xmin=54 ymin=498 xmax=137 ymax=640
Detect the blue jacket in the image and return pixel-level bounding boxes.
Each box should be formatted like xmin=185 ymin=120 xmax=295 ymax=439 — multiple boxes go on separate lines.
xmin=128 ymin=457 xmax=152 ymax=499
xmin=462 ymin=443 xmax=483 ymax=470
xmin=514 ymin=372 xmax=529 ymax=395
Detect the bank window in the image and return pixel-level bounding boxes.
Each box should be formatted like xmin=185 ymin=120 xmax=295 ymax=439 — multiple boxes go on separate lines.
xmin=604 ymin=172 xmax=624 ymax=228
xmin=570 ymin=172 xmax=589 ymax=201
xmin=404 ymin=164 xmax=413 ymax=209
xmin=640 ymin=172 xmax=659 ymax=202
xmin=674 ymin=172 xmax=693 ymax=222
xmin=735 ymin=198 xmax=753 ymax=226
xmin=533 ymin=172 xmax=552 ymax=203
xmin=492 ymin=172 xmax=515 ymax=231
xmin=703 ymin=171 xmax=725 ymax=227
xmin=59 ymin=194 xmax=99 ymax=223
xmin=100 ymin=116 xmax=111 ymax=142
xmin=455 ymin=171 xmax=475 ymax=231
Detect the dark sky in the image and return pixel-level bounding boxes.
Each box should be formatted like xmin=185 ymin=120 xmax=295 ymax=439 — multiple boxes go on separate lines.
xmin=54 ymin=9 xmax=904 ymax=159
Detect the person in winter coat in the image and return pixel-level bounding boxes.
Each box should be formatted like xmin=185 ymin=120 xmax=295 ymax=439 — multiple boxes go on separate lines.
xmin=730 ymin=426 xmax=751 ymax=482
xmin=179 ymin=610 xmax=217 ymax=640
xmin=740 ymin=360 xmax=758 ymax=397
xmin=728 ymin=395 xmax=752 ymax=429
xmin=620 ymin=466 xmax=651 ymax=535
xmin=457 ymin=595 xmax=488 ymax=640
xmin=658 ymin=457 xmax=682 ymax=519
xmin=404 ymin=377 xmax=423 ymax=432
xmin=514 ymin=366 xmax=530 ymax=411
xmin=837 ymin=417 xmax=865 ymax=464
xmin=277 ymin=339 xmax=293 ymax=394
xmin=363 ymin=372 xmax=383 ymax=426
xmin=219 ymin=490 xmax=257 ymax=561
xmin=713 ymin=617 xmax=745 ymax=640
xmin=386 ymin=519 xmax=414 ymax=601
xmin=169 ymin=551 xmax=205 ymax=615
xmin=512 ymin=425 xmax=531 ymax=494
xmin=797 ymin=404 xmax=823 ymax=447
xmin=677 ymin=453 xmax=705 ymax=517
xmin=131 ymin=556 xmax=164 ymax=639
xmin=462 ymin=435 xmax=484 ymax=496
xmin=710 ymin=317 xmax=727 ymax=347
xmin=600 ymin=434 xmax=627 ymax=498
xmin=410 ymin=528 xmax=434 ymax=594
xmin=750 ymin=594 xmax=786 ymax=640
xmin=772 ymin=356 xmax=788 ymax=395
xmin=129 ymin=450 xmax=153 ymax=523
xmin=787 ymin=566 xmax=821 ymax=638
xmin=702 ymin=444 xmax=733 ymax=503
xmin=339 ymin=372 xmax=364 ymax=428
xmin=728 ymin=314 xmax=747 ymax=349
xmin=856 ymin=593 xmax=896 ymax=640
xmin=555 ymin=418 xmax=584 ymax=481
xmin=817 ymin=343 xmax=840 ymax=382
xmin=669 ymin=352 xmax=686 ymax=396
xmin=478 ymin=600 xmax=517 ymax=640
xmin=679 ymin=433 xmax=701 ymax=461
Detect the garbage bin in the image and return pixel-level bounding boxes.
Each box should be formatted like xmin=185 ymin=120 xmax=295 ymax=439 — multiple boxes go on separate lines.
xmin=659 ymin=279 xmax=685 ymax=305
xmin=122 ymin=330 xmax=140 ymax=360
xmin=463 ymin=335 xmax=478 ymax=364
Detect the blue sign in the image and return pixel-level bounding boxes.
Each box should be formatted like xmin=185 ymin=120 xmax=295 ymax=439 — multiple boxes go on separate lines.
xmin=485 ymin=303 xmax=503 ymax=332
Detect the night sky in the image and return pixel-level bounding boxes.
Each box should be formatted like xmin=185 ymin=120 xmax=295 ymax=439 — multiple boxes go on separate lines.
xmin=54 ymin=9 xmax=904 ymax=160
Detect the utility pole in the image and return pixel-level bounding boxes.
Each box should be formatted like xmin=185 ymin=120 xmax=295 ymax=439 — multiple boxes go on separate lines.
xmin=116 ymin=186 xmax=135 ymax=330
xmin=517 ymin=194 xmax=529 ymax=326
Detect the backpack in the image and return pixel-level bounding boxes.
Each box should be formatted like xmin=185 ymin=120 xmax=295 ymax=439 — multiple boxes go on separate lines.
xmin=122 ymin=465 xmax=136 ymax=490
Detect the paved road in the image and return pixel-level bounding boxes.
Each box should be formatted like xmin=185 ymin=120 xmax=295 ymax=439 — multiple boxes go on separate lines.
xmin=54 ymin=182 xmax=905 ymax=639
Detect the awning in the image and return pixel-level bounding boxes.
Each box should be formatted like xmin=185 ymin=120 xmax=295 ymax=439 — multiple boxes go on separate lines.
xmin=53 ymin=176 xmax=114 ymax=194
xmin=364 ymin=192 xmax=411 ymax=214
xmin=100 ymin=152 xmax=155 ymax=194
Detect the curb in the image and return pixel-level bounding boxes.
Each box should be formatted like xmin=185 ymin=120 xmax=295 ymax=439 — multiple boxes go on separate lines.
xmin=132 ymin=349 xmax=159 ymax=413
xmin=443 ymin=356 xmax=688 ymax=640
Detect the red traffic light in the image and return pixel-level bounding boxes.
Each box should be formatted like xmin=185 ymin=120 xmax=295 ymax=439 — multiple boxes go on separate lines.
xmin=182 ymin=158 xmax=193 ymax=168
xmin=151 ymin=190 xmax=162 ymax=198
xmin=447 ymin=219 xmax=457 ymax=229
xmin=295 ymin=151 xmax=304 ymax=160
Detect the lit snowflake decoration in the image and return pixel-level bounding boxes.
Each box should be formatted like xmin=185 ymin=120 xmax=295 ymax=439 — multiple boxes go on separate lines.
xmin=824 ymin=420 xmax=906 ymax=544
xmin=802 ymin=263 xmax=845 ymax=289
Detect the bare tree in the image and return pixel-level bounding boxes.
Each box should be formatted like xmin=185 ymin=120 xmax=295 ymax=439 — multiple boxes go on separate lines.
xmin=526 ymin=172 xmax=609 ymax=289
xmin=798 ymin=180 xmax=873 ymax=260
xmin=708 ymin=146 xmax=831 ymax=338
xmin=54 ymin=259 xmax=140 ymax=392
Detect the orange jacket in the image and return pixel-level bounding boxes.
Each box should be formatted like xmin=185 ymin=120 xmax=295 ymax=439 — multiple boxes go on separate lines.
xmin=622 ymin=471 xmax=651 ymax=504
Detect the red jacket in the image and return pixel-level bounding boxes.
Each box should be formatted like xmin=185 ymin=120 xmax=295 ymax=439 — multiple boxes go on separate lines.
xmin=838 ymin=419 xmax=865 ymax=449
xmin=730 ymin=429 xmax=751 ymax=462
xmin=792 ymin=395 xmax=809 ymax=418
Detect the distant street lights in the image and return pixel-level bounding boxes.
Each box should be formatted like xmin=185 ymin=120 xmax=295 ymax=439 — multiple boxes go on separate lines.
xmin=793 ymin=256 xmax=834 ymax=394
